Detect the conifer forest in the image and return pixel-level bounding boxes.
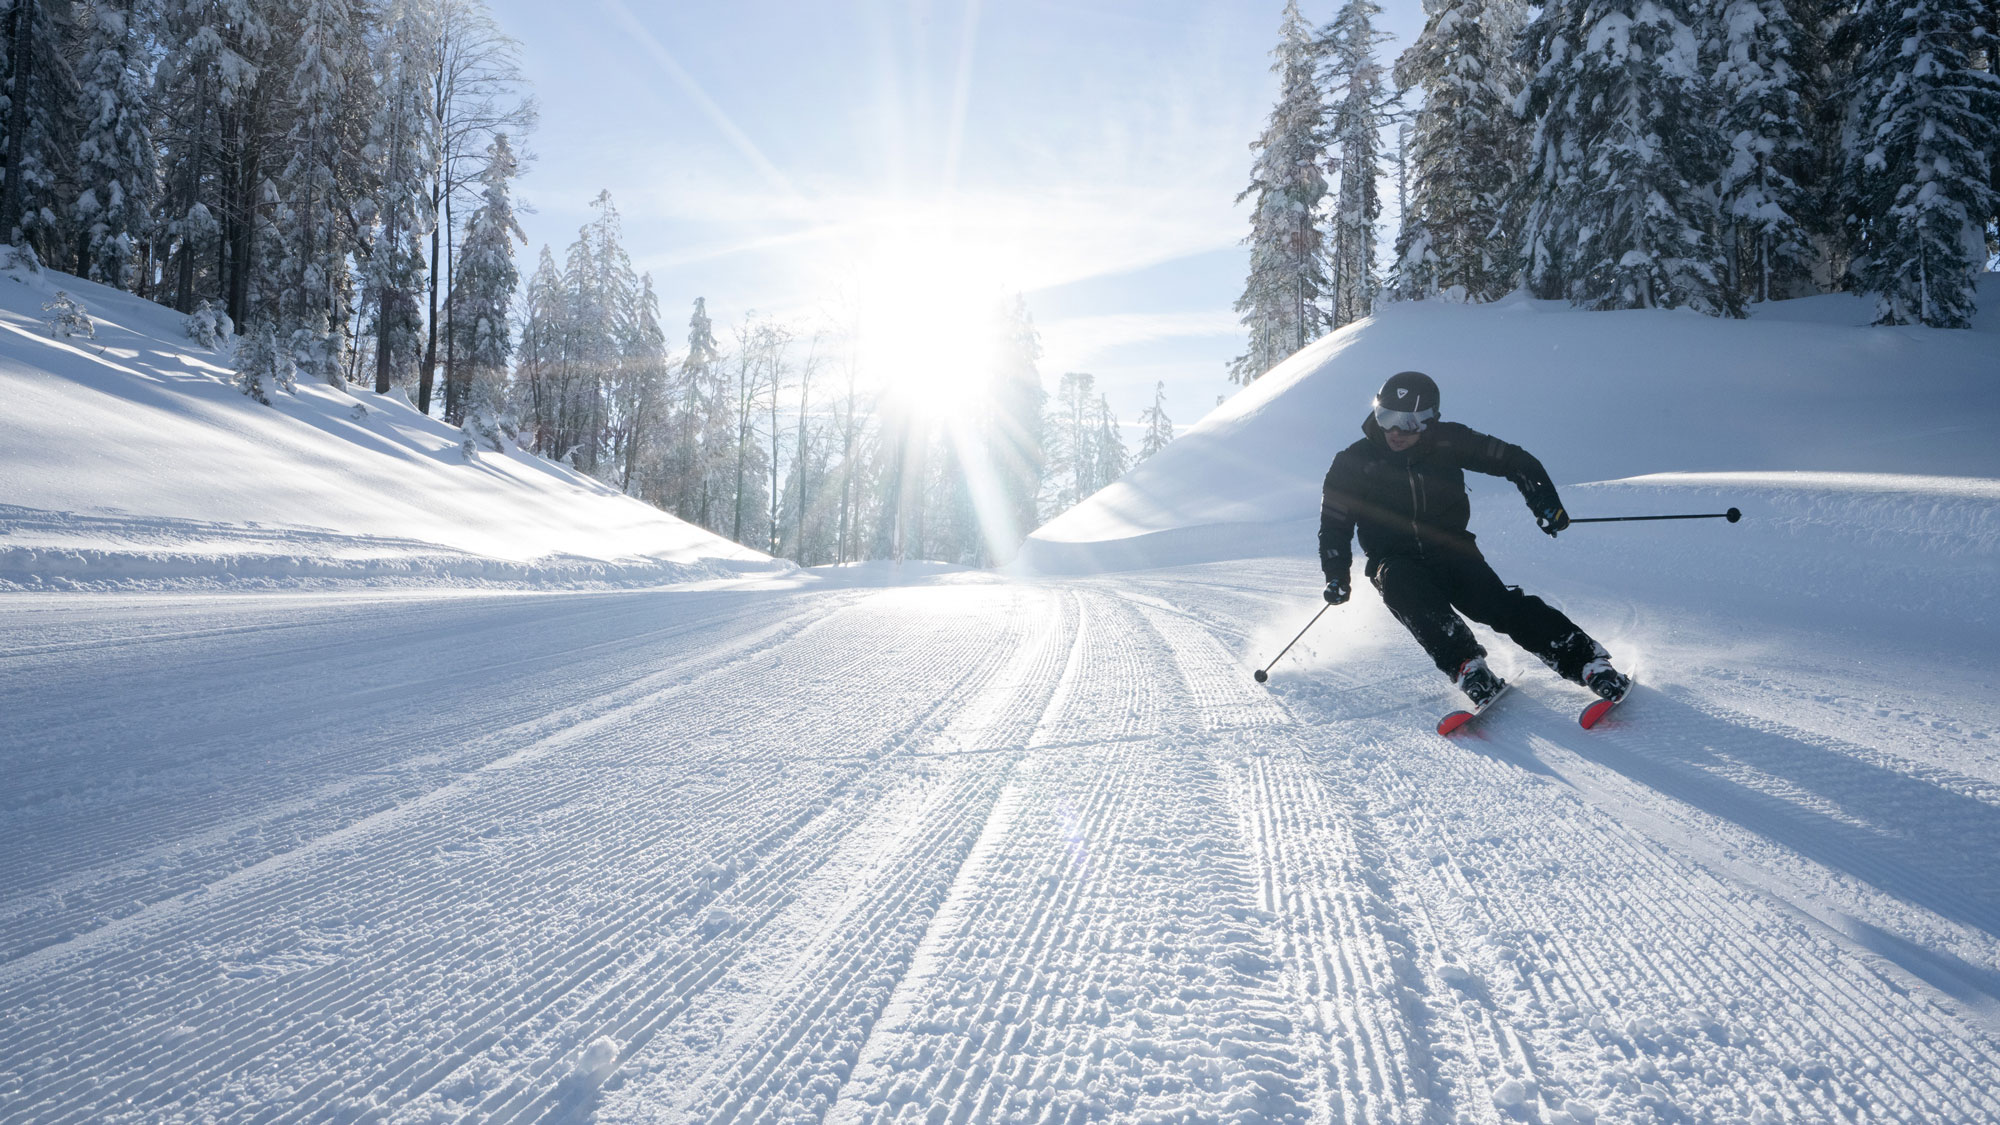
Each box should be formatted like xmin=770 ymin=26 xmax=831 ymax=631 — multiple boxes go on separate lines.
xmin=1232 ymin=0 xmax=2000 ymax=383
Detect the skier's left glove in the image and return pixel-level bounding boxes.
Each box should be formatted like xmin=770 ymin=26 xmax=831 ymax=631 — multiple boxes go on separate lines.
xmin=1323 ymin=579 xmax=1350 ymax=605
xmin=1537 ymin=507 xmax=1569 ymax=538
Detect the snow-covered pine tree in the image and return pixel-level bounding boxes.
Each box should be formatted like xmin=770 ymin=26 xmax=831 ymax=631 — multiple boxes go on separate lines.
xmin=73 ymin=0 xmax=155 ymax=288
xmin=1230 ymin=0 xmax=1330 ymax=384
xmin=1714 ymin=0 xmax=1816 ymax=303
xmin=443 ymin=131 xmax=520 ymax=425
xmin=610 ymin=271 xmax=667 ymax=494
xmin=421 ymin=0 xmax=532 ymax=427
xmin=987 ymin=293 xmax=1046 ymax=556
xmin=1392 ymin=0 xmax=1527 ymax=301
xmin=1517 ymin=0 xmax=1738 ymax=316
xmin=512 ymin=245 xmax=563 ymax=451
xmin=270 ymin=0 xmax=365 ymax=386
xmin=234 ymin=319 xmax=295 ymax=404
xmin=1089 ymin=393 xmax=1128 ymax=495
xmin=154 ymin=0 xmax=270 ymax=315
xmin=365 ymin=0 xmax=439 ymax=397
xmin=2 ymin=0 xmax=84 ymax=263
xmin=1321 ymin=0 xmax=1396 ymax=327
xmin=682 ymin=296 xmax=735 ymax=531
xmin=41 ymin=289 xmax=92 ymax=336
xmin=561 ymin=190 xmax=639 ymax=476
xmin=1137 ymin=380 xmax=1174 ymax=460
xmin=1838 ymin=0 xmax=1999 ymax=327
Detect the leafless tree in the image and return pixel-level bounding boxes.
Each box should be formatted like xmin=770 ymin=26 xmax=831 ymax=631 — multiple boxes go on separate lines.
xmin=419 ymin=0 xmax=536 ymax=416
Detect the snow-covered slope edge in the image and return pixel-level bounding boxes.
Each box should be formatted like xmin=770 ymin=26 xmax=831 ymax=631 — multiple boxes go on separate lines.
xmin=0 ymin=254 xmax=782 ymax=591
xmin=1019 ymin=282 xmax=2000 ymax=575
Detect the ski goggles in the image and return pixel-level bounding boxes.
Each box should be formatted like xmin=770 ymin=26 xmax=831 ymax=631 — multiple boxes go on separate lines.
xmin=1372 ymin=405 xmax=1437 ymax=433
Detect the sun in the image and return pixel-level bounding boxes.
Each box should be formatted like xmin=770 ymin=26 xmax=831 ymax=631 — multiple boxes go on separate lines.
xmin=851 ymin=226 xmax=1010 ymax=423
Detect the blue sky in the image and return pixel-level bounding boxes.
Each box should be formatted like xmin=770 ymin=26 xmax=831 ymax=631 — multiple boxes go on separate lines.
xmin=487 ymin=0 xmax=1426 ymax=436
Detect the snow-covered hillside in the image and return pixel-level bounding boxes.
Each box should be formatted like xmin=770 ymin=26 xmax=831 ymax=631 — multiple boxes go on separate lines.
xmin=1022 ymin=281 xmax=2000 ymax=573
xmin=0 ymin=253 xmax=778 ymax=590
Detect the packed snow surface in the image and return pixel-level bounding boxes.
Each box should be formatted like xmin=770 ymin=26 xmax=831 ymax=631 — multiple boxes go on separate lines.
xmin=0 ymin=254 xmax=776 ymax=590
xmin=5 ymin=287 xmax=2000 ymax=1121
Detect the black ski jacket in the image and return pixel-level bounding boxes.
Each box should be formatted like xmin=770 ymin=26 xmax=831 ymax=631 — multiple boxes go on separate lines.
xmin=1319 ymin=416 xmax=1564 ymax=582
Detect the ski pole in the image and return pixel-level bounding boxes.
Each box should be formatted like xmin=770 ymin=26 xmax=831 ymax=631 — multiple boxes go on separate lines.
xmin=1254 ymin=603 xmax=1332 ymax=684
xmin=1569 ymin=507 xmax=1742 ymax=525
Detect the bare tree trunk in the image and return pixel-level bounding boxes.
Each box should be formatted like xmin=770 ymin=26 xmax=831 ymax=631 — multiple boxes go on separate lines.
xmin=418 ymin=198 xmax=440 ymax=413
xmin=1 ymin=0 xmax=37 ymax=245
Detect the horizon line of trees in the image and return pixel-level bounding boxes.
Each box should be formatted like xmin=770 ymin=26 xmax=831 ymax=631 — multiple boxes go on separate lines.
xmin=502 ymin=191 xmax=1166 ymax=567
xmin=1235 ymin=0 xmax=2000 ymax=381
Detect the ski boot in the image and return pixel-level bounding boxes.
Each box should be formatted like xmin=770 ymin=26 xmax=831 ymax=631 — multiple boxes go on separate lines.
xmin=1454 ymin=657 xmax=1507 ymax=708
xmin=1580 ymin=658 xmax=1631 ymax=702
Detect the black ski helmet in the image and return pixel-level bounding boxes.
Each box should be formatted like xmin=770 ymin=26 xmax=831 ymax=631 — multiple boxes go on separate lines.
xmin=1372 ymin=371 xmax=1440 ymax=431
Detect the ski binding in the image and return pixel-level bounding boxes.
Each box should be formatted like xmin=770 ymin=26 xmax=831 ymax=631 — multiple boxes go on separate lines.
xmin=1437 ymin=682 xmax=1510 ymax=736
xmin=1578 ymin=678 xmax=1634 ymax=729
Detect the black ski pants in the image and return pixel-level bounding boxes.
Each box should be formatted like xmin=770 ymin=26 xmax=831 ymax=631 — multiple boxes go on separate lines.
xmin=1369 ymin=550 xmax=1606 ymax=683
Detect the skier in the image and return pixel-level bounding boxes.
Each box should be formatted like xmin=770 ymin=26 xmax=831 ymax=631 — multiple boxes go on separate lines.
xmin=1319 ymin=371 xmax=1630 ymax=708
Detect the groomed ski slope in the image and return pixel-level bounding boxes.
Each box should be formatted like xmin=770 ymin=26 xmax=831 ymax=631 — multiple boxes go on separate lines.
xmin=4 ymin=495 xmax=1999 ymax=1122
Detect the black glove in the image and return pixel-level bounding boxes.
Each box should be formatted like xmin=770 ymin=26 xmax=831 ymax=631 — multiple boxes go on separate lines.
xmin=1323 ymin=578 xmax=1350 ymax=605
xmin=1537 ymin=506 xmax=1569 ymax=538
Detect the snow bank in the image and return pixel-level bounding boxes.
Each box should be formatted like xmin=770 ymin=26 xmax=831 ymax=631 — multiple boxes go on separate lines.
xmin=1020 ymin=282 xmax=2000 ymax=575
xmin=0 ymin=250 xmax=780 ymax=590
xmin=1554 ymin=471 xmax=2000 ymax=641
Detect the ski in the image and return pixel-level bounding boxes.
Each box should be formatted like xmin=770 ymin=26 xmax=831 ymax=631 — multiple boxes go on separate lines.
xmin=1437 ymin=682 xmax=1510 ymax=736
xmin=1578 ymin=678 xmax=1634 ymax=729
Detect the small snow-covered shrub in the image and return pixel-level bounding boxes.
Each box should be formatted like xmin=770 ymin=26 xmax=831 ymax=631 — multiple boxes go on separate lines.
xmin=41 ymin=291 xmax=93 ymax=339
xmin=235 ymin=323 xmax=296 ymax=405
xmin=184 ymin=300 xmax=233 ymax=348
xmin=460 ymin=401 xmax=517 ymax=455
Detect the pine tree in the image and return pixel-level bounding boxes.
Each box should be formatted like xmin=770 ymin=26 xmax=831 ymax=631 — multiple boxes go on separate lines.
xmin=1137 ymin=380 xmax=1174 ymax=460
xmin=1715 ymin=0 xmax=1816 ymax=302
xmin=445 ymin=132 xmax=521 ymax=425
xmin=276 ymin=0 xmax=364 ymax=385
xmin=987 ymin=294 xmax=1046 ymax=555
xmin=1392 ymin=0 xmax=1526 ymax=301
xmin=366 ymin=0 xmax=439 ymax=396
xmin=682 ymin=296 xmax=734 ymax=531
xmin=1044 ymin=370 xmax=1104 ymax=514
xmin=1518 ymin=0 xmax=1738 ymax=315
xmin=1321 ymin=0 xmax=1396 ymax=326
xmin=513 ymin=246 xmax=556 ymax=444
xmin=1231 ymin=0 xmax=1330 ymax=384
xmin=235 ymin=319 xmax=296 ymax=404
xmin=1839 ymin=0 xmax=1999 ymax=327
xmin=3 ymin=0 xmax=84 ymax=263
xmin=153 ymin=0 xmax=273 ymax=317
xmin=1090 ymin=393 xmax=1128 ymax=492
xmin=422 ymin=0 xmax=532 ymax=428
xmin=73 ymin=0 xmax=155 ymax=288
xmin=615 ymin=272 xmax=668 ymax=493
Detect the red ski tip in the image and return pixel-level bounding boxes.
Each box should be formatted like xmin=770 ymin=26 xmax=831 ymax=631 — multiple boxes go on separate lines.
xmin=1579 ymin=697 xmax=1619 ymax=729
xmin=1437 ymin=710 xmax=1476 ymax=736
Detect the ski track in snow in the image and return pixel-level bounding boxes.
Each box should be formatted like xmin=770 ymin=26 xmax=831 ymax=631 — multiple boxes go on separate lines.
xmin=3 ymin=563 xmax=1999 ymax=1123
